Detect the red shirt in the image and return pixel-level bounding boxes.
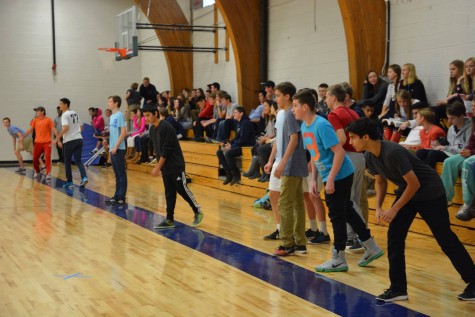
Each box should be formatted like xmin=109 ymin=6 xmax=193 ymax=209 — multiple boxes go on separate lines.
xmin=198 ymin=101 xmax=214 ymax=119
xmin=419 ymin=125 xmax=446 ymax=149
xmin=327 ymin=106 xmax=359 ymax=152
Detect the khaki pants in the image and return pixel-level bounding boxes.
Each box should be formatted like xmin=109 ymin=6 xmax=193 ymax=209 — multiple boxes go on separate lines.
xmin=278 ymin=176 xmax=306 ymax=247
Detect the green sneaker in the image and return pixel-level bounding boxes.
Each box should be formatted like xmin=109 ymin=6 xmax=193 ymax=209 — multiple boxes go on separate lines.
xmin=315 ymin=248 xmax=349 ymax=272
xmin=154 ymin=219 xmax=175 ymax=229
xmin=193 ymin=212 xmax=204 ymax=227
xmin=358 ymin=237 xmax=384 ymax=267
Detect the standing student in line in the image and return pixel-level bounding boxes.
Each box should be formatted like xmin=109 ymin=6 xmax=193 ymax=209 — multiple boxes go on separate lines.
xmin=142 ymin=105 xmax=204 ymax=228
xmin=292 ymin=89 xmax=384 ymax=272
xmin=105 ymin=96 xmax=128 ymax=205
xmin=54 ymin=106 xmax=64 ymax=163
xmin=21 ymin=106 xmax=60 ymax=180
xmin=56 ymin=98 xmax=88 ymax=189
xmin=346 ymin=117 xmax=475 ymax=302
xmin=2 ymin=117 xmax=33 ymax=174
xmin=270 ymin=82 xmax=308 ymax=256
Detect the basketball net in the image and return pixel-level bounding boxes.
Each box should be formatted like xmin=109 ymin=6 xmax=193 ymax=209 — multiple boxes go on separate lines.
xmin=98 ymin=48 xmax=126 ymax=70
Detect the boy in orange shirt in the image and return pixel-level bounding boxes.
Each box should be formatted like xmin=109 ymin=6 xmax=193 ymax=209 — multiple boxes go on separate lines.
xmin=22 ymin=106 xmax=60 ymax=179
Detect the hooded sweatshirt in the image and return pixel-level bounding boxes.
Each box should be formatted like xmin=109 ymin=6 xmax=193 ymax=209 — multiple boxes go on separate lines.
xmin=92 ymin=108 xmax=105 ymax=132
xmin=446 ymin=117 xmax=472 ymax=154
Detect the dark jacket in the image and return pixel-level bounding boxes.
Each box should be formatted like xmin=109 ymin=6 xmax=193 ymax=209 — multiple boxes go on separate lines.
xmin=399 ymin=79 xmax=428 ymax=107
xmin=139 ymin=83 xmax=158 ymax=104
xmin=231 ymin=116 xmax=256 ymax=148
xmin=149 ymin=120 xmax=185 ymax=175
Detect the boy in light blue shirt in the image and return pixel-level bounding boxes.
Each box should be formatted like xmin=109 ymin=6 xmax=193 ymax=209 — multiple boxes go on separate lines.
xmin=293 ymin=88 xmax=383 ymax=273
xmin=105 ymin=95 xmax=128 ymax=205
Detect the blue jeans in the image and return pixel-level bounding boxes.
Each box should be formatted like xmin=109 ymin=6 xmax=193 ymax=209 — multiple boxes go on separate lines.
xmin=111 ymin=149 xmax=127 ymax=200
xmin=63 ymin=139 xmax=87 ymax=183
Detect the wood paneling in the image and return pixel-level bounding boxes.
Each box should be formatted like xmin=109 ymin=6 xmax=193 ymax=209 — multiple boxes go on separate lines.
xmin=215 ymin=0 xmax=261 ymax=112
xmin=338 ymin=0 xmax=386 ymax=100
xmin=133 ymin=0 xmax=193 ymax=95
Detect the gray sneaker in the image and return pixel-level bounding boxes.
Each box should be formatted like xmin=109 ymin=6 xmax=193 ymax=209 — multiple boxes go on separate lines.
xmin=358 ymin=237 xmax=384 ymax=267
xmin=315 ymin=247 xmax=348 ymax=272
xmin=15 ymin=168 xmax=26 ymax=174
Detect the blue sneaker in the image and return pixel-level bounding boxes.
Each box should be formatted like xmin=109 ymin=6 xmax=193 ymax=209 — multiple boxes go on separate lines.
xmin=79 ymin=177 xmax=88 ymax=188
xmin=62 ymin=182 xmax=74 ymax=189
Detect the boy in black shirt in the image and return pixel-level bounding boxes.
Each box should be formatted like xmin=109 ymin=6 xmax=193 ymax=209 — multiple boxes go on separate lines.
xmin=346 ymin=118 xmax=475 ymax=302
xmin=143 ymin=105 xmax=203 ymax=228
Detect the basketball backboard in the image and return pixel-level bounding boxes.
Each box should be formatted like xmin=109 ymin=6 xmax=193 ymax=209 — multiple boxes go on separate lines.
xmin=116 ymin=6 xmax=138 ymax=60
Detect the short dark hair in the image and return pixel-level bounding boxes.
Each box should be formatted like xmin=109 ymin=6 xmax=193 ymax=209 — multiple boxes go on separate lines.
xmin=108 ymin=95 xmax=122 ymax=108
xmin=159 ymin=107 xmax=169 ymax=117
xmin=446 ymin=101 xmax=466 ymax=116
xmin=361 ymin=102 xmax=375 ymax=108
xmin=234 ymin=106 xmax=246 ymax=115
xmin=328 ymin=84 xmax=347 ymax=102
xmin=2 ymin=117 xmax=10 ymax=122
xmin=194 ymin=96 xmax=205 ymax=103
xmin=318 ymin=83 xmax=329 ymax=89
xmin=275 ymin=82 xmax=296 ymax=99
xmin=60 ymin=98 xmax=71 ymax=107
xmin=142 ymin=105 xmax=158 ymax=116
xmin=340 ymin=82 xmax=353 ymax=99
xmin=345 ymin=118 xmax=380 ymax=140
xmin=294 ymin=89 xmax=316 ymax=112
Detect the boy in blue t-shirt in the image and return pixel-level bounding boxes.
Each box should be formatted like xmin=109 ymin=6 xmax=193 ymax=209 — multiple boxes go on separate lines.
xmin=292 ymin=88 xmax=384 ymax=272
xmin=105 ymin=95 xmax=128 ymax=205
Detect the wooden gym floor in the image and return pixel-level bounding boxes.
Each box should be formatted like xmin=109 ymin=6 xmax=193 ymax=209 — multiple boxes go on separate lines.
xmin=0 ymin=165 xmax=474 ymax=317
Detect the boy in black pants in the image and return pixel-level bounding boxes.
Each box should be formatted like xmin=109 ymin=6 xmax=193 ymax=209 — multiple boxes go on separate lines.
xmin=143 ymin=105 xmax=203 ymax=228
xmin=346 ymin=118 xmax=475 ymax=302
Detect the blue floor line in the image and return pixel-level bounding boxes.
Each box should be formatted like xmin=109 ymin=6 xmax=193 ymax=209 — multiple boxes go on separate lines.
xmin=15 ymin=168 xmax=427 ymax=317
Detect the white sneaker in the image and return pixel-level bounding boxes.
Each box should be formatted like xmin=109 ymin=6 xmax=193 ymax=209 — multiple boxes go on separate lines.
xmin=46 ymin=174 xmax=51 ymax=180
xmin=456 ymin=204 xmax=470 ymax=216
xmin=33 ymin=172 xmax=39 ymax=177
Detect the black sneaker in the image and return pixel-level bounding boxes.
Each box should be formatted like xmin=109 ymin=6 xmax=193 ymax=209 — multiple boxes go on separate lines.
xmin=294 ymin=245 xmax=307 ymax=254
xmin=154 ymin=219 xmax=175 ymax=229
xmin=305 ymin=228 xmax=318 ymax=239
xmin=273 ymin=245 xmax=295 ymax=256
xmin=376 ymin=289 xmax=408 ymax=302
xmin=263 ymin=229 xmax=280 ymax=240
xmin=348 ymin=239 xmax=364 ymax=252
xmin=458 ymin=282 xmax=475 ymax=301
xmin=105 ymin=198 xmax=116 ymax=204
xmin=308 ymin=231 xmax=331 ymax=244
xmin=15 ymin=168 xmax=26 ymax=174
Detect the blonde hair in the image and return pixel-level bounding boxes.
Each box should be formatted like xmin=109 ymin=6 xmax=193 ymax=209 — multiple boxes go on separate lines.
xmin=402 ymin=63 xmax=418 ymax=85
xmin=462 ymin=57 xmax=475 ymax=95
xmin=448 ymin=60 xmax=464 ymax=96
xmin=418 ymin=107 xmax=435 ymax=124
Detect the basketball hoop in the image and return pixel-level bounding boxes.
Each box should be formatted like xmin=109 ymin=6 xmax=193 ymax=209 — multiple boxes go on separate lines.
xmin=98 ymin=48 xmax=127 ymax=70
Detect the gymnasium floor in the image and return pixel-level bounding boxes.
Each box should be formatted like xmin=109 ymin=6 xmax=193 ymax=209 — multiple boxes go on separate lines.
xmin=0 ymin=165 xmax=474 ymax=316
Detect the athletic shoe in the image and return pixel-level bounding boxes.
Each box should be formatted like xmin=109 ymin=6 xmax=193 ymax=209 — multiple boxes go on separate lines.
xmin=456 ymin=207 xmax=475 ymax=221
xmin=305 ymin=228 xmax=318 ymax=239
xmin=62 ymin=181 xmax=74 ymax=189
xmin=154 ymin=219 xmax=175 ymax=229
xmin=358 ymin=238 xmax=384 ymax=267
xmin=15 ymin=168 xmax=26 ymax=174
xmin=458 ymin=282 xmax=475 ymax=301
xmin=315 ymin=247 xmax=348 ymax=272
xmin=273 ymin=245 xmax=295 ymax=256
xmin=89 ymin=148 xmax=98 ymax=155
xmin=45 ymin=174 xmax=51 ymax=180
xmin=105 ymin=198 xmax=116 ymax=204
xmin=455 ymin=204 xmax=470 ymax=217
xmin=347 ymin=239 xmax=364 ymax=252
xmin=79 ymin=177 xmax=88 ymax=188
xmin=40 ymin=167 xmax=46 ymax=173
xmin=33 ymin=172 xmax=39 ymax=178
xmin=294 ymin=245 xmax=307 ymax=254
xmin=102 ymin=163 xmax=112 ymax=168
xmin=193 ymin=212 xmax=204 ymax=227
xmin=376 ymin=289 xmax=408 ymax=302
xmin=308 ymin=231 xmax=331 ymax=244
xmin=263 ymin=229 xmax=279 ymax=240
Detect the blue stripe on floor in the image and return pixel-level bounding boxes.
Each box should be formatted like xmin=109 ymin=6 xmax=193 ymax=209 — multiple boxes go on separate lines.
xmin=19 ymin=169 xmax=427 ymax=317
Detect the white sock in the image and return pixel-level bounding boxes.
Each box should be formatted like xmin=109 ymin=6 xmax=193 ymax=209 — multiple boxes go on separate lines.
xmin=318 ymin=221 xmax=328 ymax=235
xmin=309 ymin=219 xmax=318 ymax=232
xmin=277 ymin=224 xmax=280 ymax=231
